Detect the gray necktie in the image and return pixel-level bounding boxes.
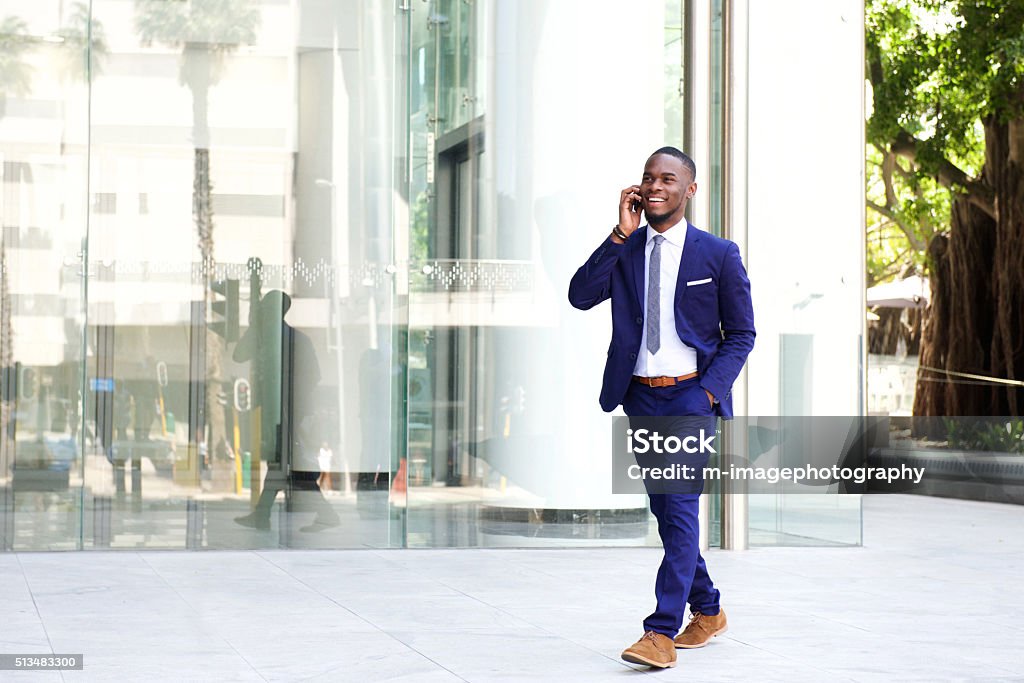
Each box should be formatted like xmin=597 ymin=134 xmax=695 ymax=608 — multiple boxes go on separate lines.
xmin=646 ymin=235 xmax=665 ymax=355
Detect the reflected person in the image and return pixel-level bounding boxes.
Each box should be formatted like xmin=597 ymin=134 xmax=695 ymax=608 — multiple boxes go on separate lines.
xmin=568 ymin=147 xmax=755 ymax=668
xmin=233 ymin=290 xmax=341 ymax=532
xmin=129 ymin=356 xmax=160 ymax=441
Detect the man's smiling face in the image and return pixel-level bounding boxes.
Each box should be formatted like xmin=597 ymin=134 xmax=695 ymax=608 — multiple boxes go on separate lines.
xmin=640 ymin=153 xmax=696 ymax=229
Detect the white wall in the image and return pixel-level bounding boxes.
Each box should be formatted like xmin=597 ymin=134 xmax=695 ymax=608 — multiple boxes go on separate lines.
xmin=742 ymin=0 xmax=865 ymax=417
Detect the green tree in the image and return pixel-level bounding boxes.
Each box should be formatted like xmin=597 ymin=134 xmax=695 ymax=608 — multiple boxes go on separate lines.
xmin=134 ymin=0 xmax=261 ymax=460
xmin=867 ymin=0 xmax=1024 ymax=416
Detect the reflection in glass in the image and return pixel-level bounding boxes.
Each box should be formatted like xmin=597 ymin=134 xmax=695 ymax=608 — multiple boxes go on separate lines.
xmin=233 ymin=289 xmax=340 ymax=533
xmin=1 ymin=2 xmax=97 ymax=550
xmin=74 ymin=0 xmax=402 ymax=549
xmin=0 ymin=1 xmax=863 ymax=551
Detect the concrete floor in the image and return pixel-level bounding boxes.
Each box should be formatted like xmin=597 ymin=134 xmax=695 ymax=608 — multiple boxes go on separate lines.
xmin=1 ymin=493 xmax=1022 ymax=682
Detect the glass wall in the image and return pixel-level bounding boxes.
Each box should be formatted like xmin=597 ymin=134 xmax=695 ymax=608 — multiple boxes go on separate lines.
xmin=402 ymin=0 xmax=678 ymax=547
xmin=0 ymin=0 xmax=864 ymax=550
xmin=0 ymin=1 xmax=89 ymax=550
xmin=2 ymin=0 xmax=406 ymax=550
xmin=740 ymin=0 xmax=866 ymax=547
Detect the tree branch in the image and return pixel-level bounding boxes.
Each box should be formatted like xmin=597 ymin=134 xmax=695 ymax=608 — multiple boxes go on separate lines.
xmin=868 ymin=218 xmax=895 ymax=234
xmin=867 ymin=51 xmax=884 ymax=90
xmin=869 ymin=255 xmax=911 ymax=287
xmin=914 ymin=181 xmax=933 ymax=236
xmin=882 ymin=151 xmax=898 ymax=207
xmin=890 ymin=130 xmax=995 ymax=218
xmin=867 ymin=199 xmax=927 ymax=252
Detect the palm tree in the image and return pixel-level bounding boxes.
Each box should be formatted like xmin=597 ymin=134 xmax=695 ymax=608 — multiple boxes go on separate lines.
xmin=134 ymin=0 xmax=261 ymax=466
xmin=58 ymin=2 xmax=109 ymax=82
xmin=0 ymin=15 xmax=33 ymax=472
xmin=0 ymin=16 xmax=32 ymax=103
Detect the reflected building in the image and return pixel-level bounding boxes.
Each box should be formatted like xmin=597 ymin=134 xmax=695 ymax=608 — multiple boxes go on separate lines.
xmin=0 ymin=0 xmax=865 ymax=551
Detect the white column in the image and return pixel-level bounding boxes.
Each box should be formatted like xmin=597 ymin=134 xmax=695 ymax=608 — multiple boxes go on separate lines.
xmin=490 ymin=0 xmax=666 ymax=512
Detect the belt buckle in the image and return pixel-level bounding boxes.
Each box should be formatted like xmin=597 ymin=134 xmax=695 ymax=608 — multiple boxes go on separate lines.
xmin=654 ymin=376 xmax=671 ymax=388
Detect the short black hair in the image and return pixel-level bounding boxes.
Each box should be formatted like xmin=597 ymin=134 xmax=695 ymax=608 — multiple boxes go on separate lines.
xmin=650 ymin=146 xmax=696 ymax=181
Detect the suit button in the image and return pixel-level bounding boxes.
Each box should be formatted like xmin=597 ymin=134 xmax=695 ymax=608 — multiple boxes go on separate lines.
xmin=629 ymin=352 xmax=637 ymax=360
xmin=635 ymin=316 xmax=642 ymax=325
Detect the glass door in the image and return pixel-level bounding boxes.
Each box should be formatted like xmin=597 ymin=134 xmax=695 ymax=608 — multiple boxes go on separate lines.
xmin=403 ymin=0 xmax=659 ymax=548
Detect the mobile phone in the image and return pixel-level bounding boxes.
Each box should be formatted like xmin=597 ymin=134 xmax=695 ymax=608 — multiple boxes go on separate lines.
xmin=632 ymin=199 xmax=640 ymax=212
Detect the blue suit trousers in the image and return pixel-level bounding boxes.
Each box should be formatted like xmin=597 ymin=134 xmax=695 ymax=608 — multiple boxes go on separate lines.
xmin=622 ymin=377 xmax=722 ymax=637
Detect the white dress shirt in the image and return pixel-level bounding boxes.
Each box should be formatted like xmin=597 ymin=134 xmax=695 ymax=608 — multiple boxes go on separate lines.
xmin=633 ymin=221 xmax=698 ymax=377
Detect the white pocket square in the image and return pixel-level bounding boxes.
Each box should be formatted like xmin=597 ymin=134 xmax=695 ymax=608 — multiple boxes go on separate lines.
xmin=686 ymin=277 xmax=713 ymax=286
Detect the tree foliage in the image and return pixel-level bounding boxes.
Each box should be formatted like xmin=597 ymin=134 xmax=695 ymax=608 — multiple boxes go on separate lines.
xmin=867 ymin=0 xmax=1024 ymax=173
xmin=58 ymin=2 xmax=109 ymax=82
xmin=867 ymin=0 xmax=1024 ymax=417
xmin=866 ymin=1 xmax=987 ymax=285
xmin=0 ymin=16 xmax=33 ymax=99
xmin=135 ymin=0 xmax=261 ymax=87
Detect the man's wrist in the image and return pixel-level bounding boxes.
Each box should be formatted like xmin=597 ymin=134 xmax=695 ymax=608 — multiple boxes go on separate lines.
xmin=612 ymin=224 xmax=630 ymax=242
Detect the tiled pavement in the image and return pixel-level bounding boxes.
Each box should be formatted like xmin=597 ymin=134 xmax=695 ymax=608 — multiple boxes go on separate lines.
xmin=1 ymin=494 xmax=1021 ymax=682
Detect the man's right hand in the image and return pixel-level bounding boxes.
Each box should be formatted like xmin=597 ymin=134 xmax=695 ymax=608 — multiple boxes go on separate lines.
xmin=615 ymin=185 xmax=643 ymax=241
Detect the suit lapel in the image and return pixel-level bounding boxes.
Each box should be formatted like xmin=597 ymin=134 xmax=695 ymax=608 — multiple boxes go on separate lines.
xmin=674 ymin=222 xmax=704 ymax=305
xmin=631 ymin=225 xmax=647 ymax=311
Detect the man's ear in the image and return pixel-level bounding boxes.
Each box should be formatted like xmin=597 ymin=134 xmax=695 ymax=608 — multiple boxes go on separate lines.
xmin=686 ymin=182 xmax=697 ymax=199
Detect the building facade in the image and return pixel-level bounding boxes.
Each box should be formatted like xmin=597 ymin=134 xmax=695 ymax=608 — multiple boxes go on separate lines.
xmin=0 ymin=0 xmax=864 ymax=551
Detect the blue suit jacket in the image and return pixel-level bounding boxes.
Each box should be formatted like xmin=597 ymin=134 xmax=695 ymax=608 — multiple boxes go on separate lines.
xmin=568 ymin=223 xmax=755 ymax=416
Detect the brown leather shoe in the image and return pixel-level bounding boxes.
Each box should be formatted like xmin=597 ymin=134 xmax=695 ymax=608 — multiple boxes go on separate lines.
xmin=621 ymin=631 xmax=677 ymax=668
xmin=674 ymin=609 xmax=728 ymax=648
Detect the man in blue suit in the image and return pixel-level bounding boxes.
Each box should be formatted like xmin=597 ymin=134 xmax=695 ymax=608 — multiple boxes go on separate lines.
xmin=568 ymin=147 xmax=755 ymax=669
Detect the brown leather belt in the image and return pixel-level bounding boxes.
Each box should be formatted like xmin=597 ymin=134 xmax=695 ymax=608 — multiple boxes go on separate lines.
xmin=632 ymin=371 xmax=699 ymax=388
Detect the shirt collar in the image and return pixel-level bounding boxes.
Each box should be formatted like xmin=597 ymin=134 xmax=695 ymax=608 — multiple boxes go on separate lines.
xmin=646 ymin=220 xmax=686 ymax=248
